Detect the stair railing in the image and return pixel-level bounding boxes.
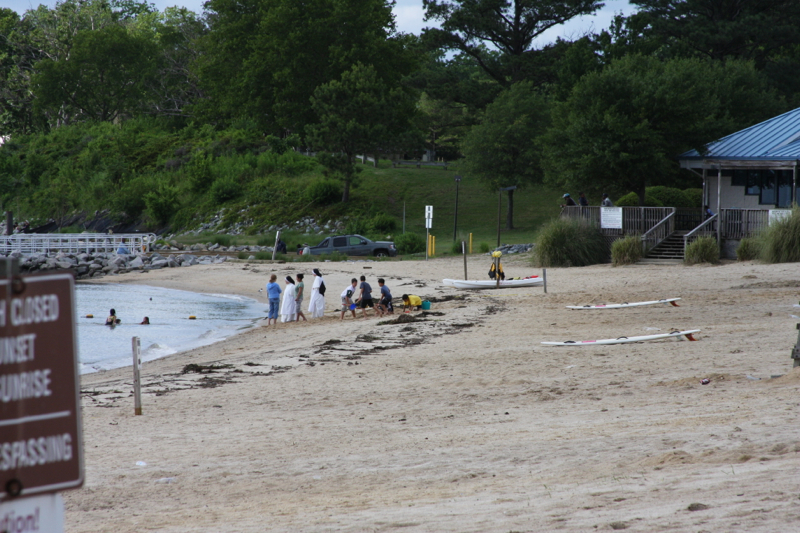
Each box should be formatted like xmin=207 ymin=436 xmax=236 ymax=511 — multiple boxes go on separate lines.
xmin=683 ymin=215 xmax=717 ymax=254
xmin=641 ymin=211 xmax=675 ymax=255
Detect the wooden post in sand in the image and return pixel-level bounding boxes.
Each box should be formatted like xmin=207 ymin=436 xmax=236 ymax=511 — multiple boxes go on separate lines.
xmin=272 ymin=230 xmax=281 ymax=261
xmin=543 ymin=268 xmax=547 ymax=294
xmin=792 ymin=323 xmax=800 ymax=368
xmin=132 ymin=337 xmax=142 ymax=415
xmin=462 ymin=241 xmax=467 ymax=280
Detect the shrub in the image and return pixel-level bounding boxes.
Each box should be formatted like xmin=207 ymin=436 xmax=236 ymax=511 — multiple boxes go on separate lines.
xmin=210 ymin=178 xmax=241 ymax=203
xmin=615 ymin=192 xmax=664 ymax=207
xmin=319 ymin=251 xmax=348 ymax=261
xmin=478 ymin=242 xmax=490 ymax=253
xmin=683 ymin=188 xmax=703 ymax=208
xmin=210 ymin=234 xmax=235 ymax=247
xmin=534 ymin=218 xmax=608 ymax=267
xmin=611 ymin=235 xmax=642 ymax=266
xmin=647 ymin=186 xmax=691 ymax=208
xmin=758 ymin=208 xmax=800 ymax=263
xmin=736 ymin=237 xmax=762 ymax=261
xmin=371 ymin=213 xmax=397 ymax=233
xmin=305 ymin=178 xmax=341 ymax=205
xmin=395 ymin=232 xmax=426 ymax=254
xmin=684 ymin=236 xmax=719 ymax=265
xmin=144 ymin=183 xmax=179 ymax=226
xmin=345 ymin=217 xmax=369 ymax=235
xmin=451 ymin=240 xmax=466 ymax=255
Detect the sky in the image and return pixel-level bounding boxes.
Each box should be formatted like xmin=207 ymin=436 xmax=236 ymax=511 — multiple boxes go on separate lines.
xmin=6 ymin=0 xmax=636 ymax=45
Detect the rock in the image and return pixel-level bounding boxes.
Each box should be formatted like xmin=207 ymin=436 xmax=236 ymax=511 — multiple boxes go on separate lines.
xmin=128 ymin=256 xmax=144 ymax=269
xmin=150 ymin=259 xmax=169 ymax=269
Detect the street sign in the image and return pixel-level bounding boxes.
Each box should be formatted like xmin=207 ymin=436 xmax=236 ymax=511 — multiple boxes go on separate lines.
xmin=1 ymin=272 xmax=83 ymax=501
xmin=425 ymin=205 xmax=433 ymax=229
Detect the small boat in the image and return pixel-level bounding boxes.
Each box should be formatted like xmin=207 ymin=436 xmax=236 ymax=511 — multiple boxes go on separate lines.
xmin=448 ymin=277 xmax=543 ymax=290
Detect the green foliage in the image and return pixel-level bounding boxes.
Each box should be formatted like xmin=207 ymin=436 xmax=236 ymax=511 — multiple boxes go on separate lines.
xmin=683 ymin=188 xmax=703 ymax=208
xmin=736 ymin=237 xmax=763 ymax=261
xmin=305 ymin=179 xmax=341 ymax=206
xmin=533 ymin=218 xmax=608 ymax=267
xmin=684 ymin=236 xmax=720 ymax=265
xmin=611 ymin=235 xmax=642 ymax=266
xmin=479 ymin=242 xmax=490 ymax=253
xmin=319 ymin=251 xmax=348 ymax=262
xmin=371 ymin=213 xmax=397 ymax=234
xmin=344 ymin=218 xmax=370 ymax=235
xmin=395 ymin=232 xmax=426 ymax=255
xmin=450 ymin=240 xmax=465 ymax=255
xmin=144 ymin=182 xmax=179 ymax=225
xmin=614 ymin=192 xmax=663 ymax=207
xmin=646 ymin=186 xmax=692 ymax=208
xmin=758 ymin=208 xmax=800 ymax=263
xmin=542 ymin=55 xmax=784 ymax=200
xmin=210 ymin=178 xmax=241 ymax=203
xmin=209 ymin=234 xmax=235 ymax=247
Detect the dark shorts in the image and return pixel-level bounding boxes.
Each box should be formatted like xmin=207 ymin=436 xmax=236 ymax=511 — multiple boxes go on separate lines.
xmin=379 ymin=296 xmax=392 ymax=308
xmin=359 ymin=298 xmax=374 ymax=309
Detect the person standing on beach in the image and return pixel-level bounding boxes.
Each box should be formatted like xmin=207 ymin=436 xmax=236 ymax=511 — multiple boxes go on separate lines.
xmin=281 ymin=276 xmax=297 ymax=322
xmin=266 ymin=274 xmax=281 ymax=325
xmin=376 ymin=278 xmax=393 ymax=316
xmin=295 ymin=273 xmax=307 ymax=322
xmin=578 ymin=192 xmax=589 ymax=207
xmin=340 ymin=278 xmax=358 ymax=320
xmin=308 ymin=268 xmax=326 ymax=318
xmin=357 ymin=275 xmax=376 ymax=318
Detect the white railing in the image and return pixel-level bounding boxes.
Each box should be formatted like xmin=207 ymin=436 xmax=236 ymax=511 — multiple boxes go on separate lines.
xmin=561 ymin=206 xmax=675 ymax=235
xmin=683 ymin=215 xmax=717 ymax=253
xmin=0 ymin=233 xmax=157 ymax=255
xmin=642 ymin=211 xmax=675 ymax=254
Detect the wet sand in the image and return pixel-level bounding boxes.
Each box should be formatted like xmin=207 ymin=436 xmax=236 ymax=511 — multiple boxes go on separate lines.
xmin=67 ymin=255 xmax=800 ymax=532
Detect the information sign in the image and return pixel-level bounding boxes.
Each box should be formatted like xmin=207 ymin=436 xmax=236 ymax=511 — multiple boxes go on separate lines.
xmin=769 ymin=209 xmax=791 ymax=225
xmin=1 ymin=272 xmax=83 ymax=501
xmin=601 ymin=207 xmax=623 ymax=229
xmin=425 ymin=205 xmax=433 ymax=229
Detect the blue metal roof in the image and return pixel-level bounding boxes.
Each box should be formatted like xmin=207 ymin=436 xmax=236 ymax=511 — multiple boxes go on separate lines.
xmin=679 ymin=107 xmax=800 ymax=162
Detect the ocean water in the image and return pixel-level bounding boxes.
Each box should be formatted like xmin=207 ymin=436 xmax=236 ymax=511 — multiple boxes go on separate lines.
xmin=76 ymin=284 xmax=265 ymax=374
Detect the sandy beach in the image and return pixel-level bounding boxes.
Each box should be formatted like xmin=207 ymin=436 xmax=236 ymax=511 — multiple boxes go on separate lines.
xmin=66 ymin=255 xmax=800 ymax=532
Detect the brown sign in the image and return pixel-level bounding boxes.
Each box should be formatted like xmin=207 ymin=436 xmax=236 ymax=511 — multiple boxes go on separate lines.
xmin=0 ymin=272 xmax=83 ymax=500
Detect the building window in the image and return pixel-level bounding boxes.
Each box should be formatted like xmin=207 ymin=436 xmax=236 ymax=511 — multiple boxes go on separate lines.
xmin=760 ymin=170 xmax=776 ymax=204
xmin=731 ymin=170 xmax=747 ymax=186
xmin=746 ymin=170 xmax=760 ymax=195
xmin=777 ymin=170 xmax=792 ymax=207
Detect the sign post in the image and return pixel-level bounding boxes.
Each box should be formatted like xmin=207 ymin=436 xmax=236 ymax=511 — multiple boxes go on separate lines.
xmin=1 ymin=271 xmax=84 ymax=511
xmin=132 ymin=337 xmax=142 ymax=415
xmin=425 ymin=205 xmax=433 ymax=261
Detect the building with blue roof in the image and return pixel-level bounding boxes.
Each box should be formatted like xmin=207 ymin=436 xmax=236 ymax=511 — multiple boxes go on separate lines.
xmin=679 ymin=107 xmax=800 ymax=210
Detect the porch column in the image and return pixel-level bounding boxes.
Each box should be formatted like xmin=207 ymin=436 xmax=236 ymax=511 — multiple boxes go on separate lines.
xmin=794 ymin=162 xmax=797 ymax=206
xmin=716 ymin=167 xmax=722 ymax=248
xmin=702 ymin=168 xmax=707 ymax=206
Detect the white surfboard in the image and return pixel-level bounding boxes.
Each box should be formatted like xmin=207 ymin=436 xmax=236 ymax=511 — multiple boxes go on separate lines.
xmin=442 ymin=279 xmax=456 ymax=287
xmin=566 ymin=298 xmax=681 ymax=310
xmin=541 ymin=329 xmax=700 ymax=346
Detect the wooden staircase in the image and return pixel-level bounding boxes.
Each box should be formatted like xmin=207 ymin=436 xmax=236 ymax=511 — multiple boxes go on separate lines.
xmin=638 ymin=231 xmax=688 ymax=264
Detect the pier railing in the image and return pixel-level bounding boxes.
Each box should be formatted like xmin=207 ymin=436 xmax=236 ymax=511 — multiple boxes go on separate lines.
xmin=0 ymin=233 xmax=157 ymax=255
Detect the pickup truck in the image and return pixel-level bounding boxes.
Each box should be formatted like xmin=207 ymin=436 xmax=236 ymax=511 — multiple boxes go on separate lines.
xmin=308 ymin=234 xmax=397 ymax=257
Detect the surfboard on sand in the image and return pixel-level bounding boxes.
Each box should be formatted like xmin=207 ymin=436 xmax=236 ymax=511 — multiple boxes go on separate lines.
xmin=541 ymin=329 xmax=700 ymax=346
xmin=566 ymin=298 xmax=681 ymax=310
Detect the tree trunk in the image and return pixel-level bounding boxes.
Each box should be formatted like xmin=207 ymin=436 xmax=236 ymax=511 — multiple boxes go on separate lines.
xmin=505 ymin=188 xmax=515 ymax=230
xmin=342 ymin=179 xmax=351 ymax=203
xmin=637 ymin=184 xmax=646 ymax=206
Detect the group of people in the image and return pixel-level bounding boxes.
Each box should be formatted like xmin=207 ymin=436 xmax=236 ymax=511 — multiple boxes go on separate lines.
xmin=265 ymin=268 xmax=326 ymax=324
xmin=561 ymin=192 xmax=614 ymax=208
xmin=264 ymin=269 xmax=424 ymax=324
xmin=105 ymin=309 xmax=149 ymax=326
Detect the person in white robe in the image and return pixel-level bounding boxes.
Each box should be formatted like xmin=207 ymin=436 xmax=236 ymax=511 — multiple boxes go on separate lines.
xmin=308 ymin=268 xmax=325 ymax=318
xmin=280 ymin=276 xmax=297 ymax=322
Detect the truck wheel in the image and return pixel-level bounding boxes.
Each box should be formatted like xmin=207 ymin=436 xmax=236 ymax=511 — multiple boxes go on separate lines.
xmin=374 ymin=250 xmax=388 ymax=258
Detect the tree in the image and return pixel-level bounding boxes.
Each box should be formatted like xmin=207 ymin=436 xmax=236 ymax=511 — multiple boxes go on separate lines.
xmin=33 ymin=25 xmax=158 ymax=123
xmin=541 ymin=55 xmax=785 ymax=205
xmin=460 ymin=81 xmax=550 ymax=229
xmin=422 ymin=0 xmax=602 ymax=86
xmin=196 ymin=0 xmax=417 ymax=133
xmin=306 ymin=62 xmax=419 ymax=202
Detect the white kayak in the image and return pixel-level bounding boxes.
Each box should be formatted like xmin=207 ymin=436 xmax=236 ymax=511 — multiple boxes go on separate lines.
xmin=566 ymin=298 xmax=681 ymax=309
xmin=541 ymin=329 xmax=700 ymax=346
xmin=449 ymin=277 xmax=543 ymax=290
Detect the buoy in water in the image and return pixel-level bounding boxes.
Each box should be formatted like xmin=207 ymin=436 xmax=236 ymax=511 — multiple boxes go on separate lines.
xmin=85 ymin=314 xmax=94 ymax=318
xmin=188 ymin=315 xmax=196 ymax=320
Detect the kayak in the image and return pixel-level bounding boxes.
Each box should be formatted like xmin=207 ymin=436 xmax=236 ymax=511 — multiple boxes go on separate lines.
xmin=566 ymin=298 xmax=681 ymax=309
xmin=449 ymin=277 xmax=543 ymax=290
xmin=541 ymin=329 xmax=700 ymax=346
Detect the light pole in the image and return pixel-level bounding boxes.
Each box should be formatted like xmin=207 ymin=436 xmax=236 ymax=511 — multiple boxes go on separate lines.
xmin=453 ymin=175 xmax=461 ymax=241
xmin=497 ymin=186 xmax=517 ymax=248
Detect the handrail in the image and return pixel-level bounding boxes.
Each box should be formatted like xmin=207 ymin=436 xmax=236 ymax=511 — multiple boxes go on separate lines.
xmin=641 ymin=211 xmax=675 ymax=254
xmin=0 ymin=233 xmax=157 ymax=255
xmin=683 ymin=215 xmax=717 ymax=254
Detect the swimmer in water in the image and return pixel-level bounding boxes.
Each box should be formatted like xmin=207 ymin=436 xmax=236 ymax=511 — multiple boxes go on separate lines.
xmin=105 ymin=308 xmax=121 ymax=326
